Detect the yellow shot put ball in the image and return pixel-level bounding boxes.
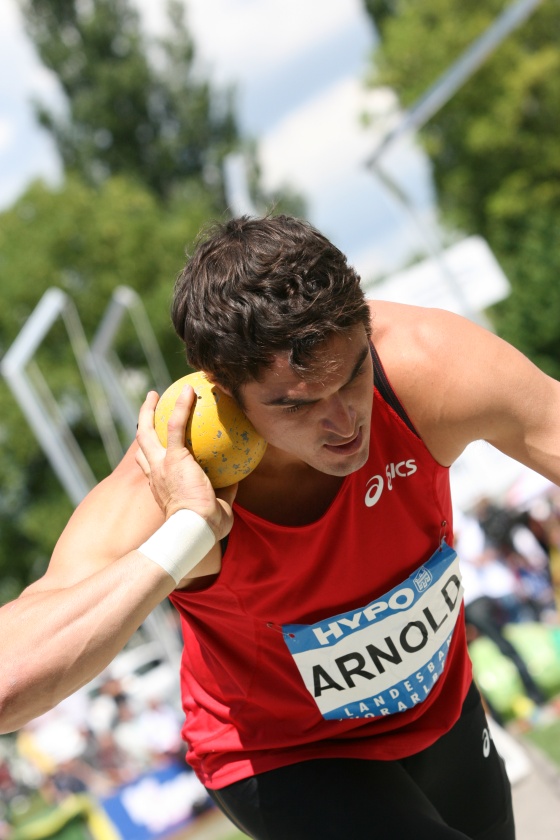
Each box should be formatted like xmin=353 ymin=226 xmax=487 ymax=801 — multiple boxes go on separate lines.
xmin=154 ymin=371 xmax=267 ymax=488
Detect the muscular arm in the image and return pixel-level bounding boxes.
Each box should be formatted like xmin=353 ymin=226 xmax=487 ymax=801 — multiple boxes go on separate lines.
xmin=372 ymin=302 xmax=560 ymax=481
xmin=0 ymin=387 xmax=231 ymax=733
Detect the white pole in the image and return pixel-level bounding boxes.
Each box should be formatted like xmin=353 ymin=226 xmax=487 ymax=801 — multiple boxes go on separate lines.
xmin=1 ymin=289 xmax=96 ymax=504
xmin=366 ymin=0 xmax=544 ymax=167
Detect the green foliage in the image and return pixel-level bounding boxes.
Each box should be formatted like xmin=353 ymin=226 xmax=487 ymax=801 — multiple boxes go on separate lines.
xmin=489 ymin=209 xmax=560 ymax=381
xmin=524 ymin=718 xmax=560 ymax=768
xmin=0 ymin=175 xmax=213 ymax=596
xmin=363 ymin=0 xmax=560 ymax=372
xmin=18 ymin=0 xmax=238 ymax=203
xmin=362 ymin=0 xmax=399 ymax=31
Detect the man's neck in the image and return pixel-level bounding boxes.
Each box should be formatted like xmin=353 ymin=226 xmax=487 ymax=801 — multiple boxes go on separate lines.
xmin=235 ymin=446 xmax=345 ymax=526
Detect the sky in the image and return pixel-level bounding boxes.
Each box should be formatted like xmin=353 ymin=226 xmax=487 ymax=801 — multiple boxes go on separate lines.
xmin=0 ymin=0 xmax=436 ymax=283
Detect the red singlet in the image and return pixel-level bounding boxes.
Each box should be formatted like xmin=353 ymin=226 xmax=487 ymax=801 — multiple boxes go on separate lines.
xmin=170 ymin=349 xmax=472 ymax=789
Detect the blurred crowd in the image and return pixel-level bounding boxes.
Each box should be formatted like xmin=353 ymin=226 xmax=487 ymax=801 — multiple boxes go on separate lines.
xmin=0 ymin=654 xmax=188 ymax=835
xmin=455 ymin=487 xmax=560 ymax=723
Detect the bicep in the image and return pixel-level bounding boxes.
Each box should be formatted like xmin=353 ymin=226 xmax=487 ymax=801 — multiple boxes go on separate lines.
xmin=384 ymin=307 xmax=560 ymax=483
xmin=434 ymin=315 xmax=560 ymax=480
xmin=482 ymin=348 xmax=560 ymax=483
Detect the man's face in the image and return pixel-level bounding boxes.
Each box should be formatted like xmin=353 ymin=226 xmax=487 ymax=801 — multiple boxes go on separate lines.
xmin=238 ymin=325 xmax=374 ymax=477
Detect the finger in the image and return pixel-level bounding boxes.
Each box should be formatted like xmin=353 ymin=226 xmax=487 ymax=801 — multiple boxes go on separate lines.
xmin=137 ymin=391 xmax=159 ymax=433
xmin=136 ymin=391 xmax=163 ymax=459
xmin=166 ymin=384 xmax=196 ymax=450
xmin=135 ymin=448 xmax=151 ymax=477
xmin=216 ymin=482 xmax=238 ymax=509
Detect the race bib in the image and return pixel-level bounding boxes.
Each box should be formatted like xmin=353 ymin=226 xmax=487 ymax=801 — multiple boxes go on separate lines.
xmin=283 ymin=542 xmax=463 ymax=720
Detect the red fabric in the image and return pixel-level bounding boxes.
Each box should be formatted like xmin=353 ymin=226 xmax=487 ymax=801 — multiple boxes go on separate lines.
xmin=170 ymin=378 xmax=471 ymax=789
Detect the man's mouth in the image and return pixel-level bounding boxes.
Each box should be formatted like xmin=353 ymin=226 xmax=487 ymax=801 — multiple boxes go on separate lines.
xmin=323 ymin=427 xmax=363 ymax=455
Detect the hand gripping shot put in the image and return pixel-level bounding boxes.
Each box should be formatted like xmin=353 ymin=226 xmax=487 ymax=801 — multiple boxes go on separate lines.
xmin=154 ymin=371 xmax=267 ymax=488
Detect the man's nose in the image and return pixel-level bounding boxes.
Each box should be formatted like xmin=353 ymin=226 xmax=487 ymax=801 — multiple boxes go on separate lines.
xmin=321 ymin=393 xmax=356 ymax=436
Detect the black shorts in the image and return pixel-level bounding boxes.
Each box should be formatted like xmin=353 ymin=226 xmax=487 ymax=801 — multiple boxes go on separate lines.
xmin=207 ymin=682 xmax=515 ymax=840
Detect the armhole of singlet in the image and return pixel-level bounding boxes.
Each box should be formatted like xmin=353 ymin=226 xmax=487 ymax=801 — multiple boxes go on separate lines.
xmin=370 ymin=341 xmax=420 ymax=438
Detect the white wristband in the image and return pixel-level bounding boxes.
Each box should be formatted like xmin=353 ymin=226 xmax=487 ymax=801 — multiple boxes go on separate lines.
xmin=138 ymin=509 xmax=216 ymax=584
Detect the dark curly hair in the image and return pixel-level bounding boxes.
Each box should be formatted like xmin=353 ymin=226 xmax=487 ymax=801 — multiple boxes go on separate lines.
xmin=172 ymin=215 xmax=371 ymax=403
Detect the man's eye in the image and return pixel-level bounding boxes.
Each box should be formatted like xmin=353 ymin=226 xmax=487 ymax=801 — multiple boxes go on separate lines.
xmin=349 ymin=364 xmax=367 ymax=384
xmin=284 ymin=402 xmax=314 ymax=414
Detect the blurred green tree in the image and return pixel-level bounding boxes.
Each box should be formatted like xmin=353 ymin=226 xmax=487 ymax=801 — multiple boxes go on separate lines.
xmin=18 ymin=0 xmax=238 ymax=204
xmin=363 ymin=0 xmax=560 ymax=378
xmin=362 ymin=1 xmax=398 ymax=32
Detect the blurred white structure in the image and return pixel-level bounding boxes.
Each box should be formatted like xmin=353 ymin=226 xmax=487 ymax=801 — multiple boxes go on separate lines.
xmin=365 ymin=236 xmax=510 ymax=315
xmin=1 ymin=286 xmax=181 ymax=668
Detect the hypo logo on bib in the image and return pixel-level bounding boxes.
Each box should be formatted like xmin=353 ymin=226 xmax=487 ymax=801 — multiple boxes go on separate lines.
xmin=283 ymin=542 xmax=463 ymax=720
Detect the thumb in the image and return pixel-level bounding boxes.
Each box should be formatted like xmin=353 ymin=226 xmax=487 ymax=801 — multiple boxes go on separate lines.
xmin=215 ymin=482 xmax=238 ymax=510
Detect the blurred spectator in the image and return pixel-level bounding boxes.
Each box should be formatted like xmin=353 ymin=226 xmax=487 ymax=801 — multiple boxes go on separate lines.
xmin=475 ymin=498 xmax=557 ymax=620
xmin=0 ymin=757 xmax=17 ymax=803
xmin=112 ymin=696 xmax=153 ymax=773
xmin=455 ymin=511 xmax=547 ymax=716
xmin=43 ymin=758 xmax=90 ymax=804
xmin=89 ymin=729 xmax=137 ymax=790
xmin=89 ymin=677 xmax=129 ymax=734
xmin=137 ymin=698 xmax=184 ymax=763
xmin=15 ymin=709 xmax=88 ymax=776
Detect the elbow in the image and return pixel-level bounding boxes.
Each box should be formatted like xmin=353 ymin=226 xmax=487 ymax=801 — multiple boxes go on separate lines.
xmin=0 ymin=691 xmax=26 ymax=735
xmin=0 ymin=666 xmax=86 ymax=734
xmin=0 ymin=671 xmax=45 ymax=734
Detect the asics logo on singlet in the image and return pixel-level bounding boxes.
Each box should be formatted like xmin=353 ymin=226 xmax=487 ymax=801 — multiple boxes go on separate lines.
xmin=482 ymin=728 xmax=491 ymax=758
xmin=364 ymin=460 xmax=417 ymax=507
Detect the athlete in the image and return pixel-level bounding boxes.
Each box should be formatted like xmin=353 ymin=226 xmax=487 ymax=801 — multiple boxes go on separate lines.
xmin=2 ymin=215 xmax=560 ymax=839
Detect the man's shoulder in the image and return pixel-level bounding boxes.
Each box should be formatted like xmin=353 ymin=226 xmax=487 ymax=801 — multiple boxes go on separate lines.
xmin=367 ymin=300 xmax=469 ymax=371
xmin=366 ymin=301 xmax=493 ymax=465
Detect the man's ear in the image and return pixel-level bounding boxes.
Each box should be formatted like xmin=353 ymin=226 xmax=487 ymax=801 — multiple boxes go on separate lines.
xmin=216 ymin=383 xmax=234 ymax=398
xmin=203 ymin=373 xmax=233 ymax=398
